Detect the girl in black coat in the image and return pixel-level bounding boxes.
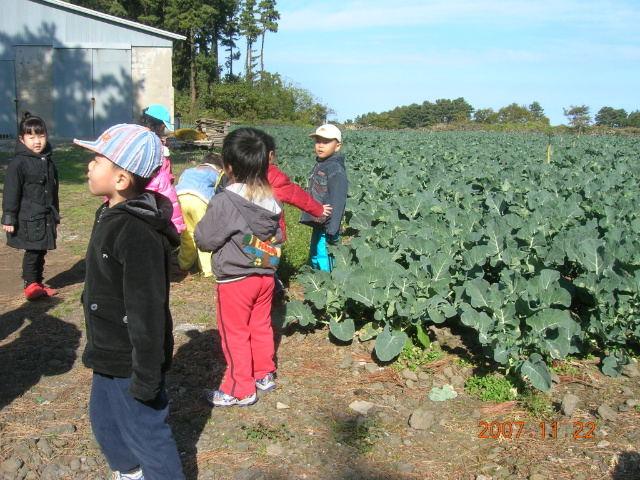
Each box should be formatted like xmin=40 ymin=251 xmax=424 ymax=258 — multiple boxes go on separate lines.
xmin=1 ymin=112 xmax=59 ymax=300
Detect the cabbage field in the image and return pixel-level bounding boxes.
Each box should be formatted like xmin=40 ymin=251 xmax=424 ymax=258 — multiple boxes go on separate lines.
xmin=271 ymin=128 xmax=640 ymax=391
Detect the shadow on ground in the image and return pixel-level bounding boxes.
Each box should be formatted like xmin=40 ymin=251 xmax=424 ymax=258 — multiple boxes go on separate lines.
xmin=47 ymin=258 xmax=85 ymax=290
xmin=0 ymin=298 xmax=81 ymax=409
xmin=167 ymin=326 xmax=431 ymax=480
xmin=611 ymin=451 xmax=640 ymax=480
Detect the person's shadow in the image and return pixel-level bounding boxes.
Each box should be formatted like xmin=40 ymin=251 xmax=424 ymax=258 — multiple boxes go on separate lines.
xmin=46 ymin=258 xmax=86 ymax=290
xmin=167 ymin=305 xmax=291 ymax=480
xmin=167 ymin=328 xmax=225 ymax=480
xmin=611 ymin=450 xmax=640 ymax=480
xmin=0 ymin=299 xmax=81 ymax=409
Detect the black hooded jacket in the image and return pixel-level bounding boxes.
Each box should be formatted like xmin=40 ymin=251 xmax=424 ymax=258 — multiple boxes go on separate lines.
xmin=2 ymin=140 xmax=59 ymax=250
xmin=82 ymin=192 xmax=180 ymax=401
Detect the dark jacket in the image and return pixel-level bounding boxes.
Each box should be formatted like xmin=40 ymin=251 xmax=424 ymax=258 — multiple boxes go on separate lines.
xmin=2 ymin=141 xmax=59 ymax=250
xmin=81 ymin=192 xmax=180 ymax=401
xmin=194 ymin=186 xmax=282 ymax=283
xmin=299 ymin=153 xmax=348 ymax=236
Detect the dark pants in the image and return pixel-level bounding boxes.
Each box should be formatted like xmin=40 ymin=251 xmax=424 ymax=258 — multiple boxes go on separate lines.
xmin=22 ymin=249 xmax=46 ymax=287
xmin=89 ymin=373 xmax=185 ymax=480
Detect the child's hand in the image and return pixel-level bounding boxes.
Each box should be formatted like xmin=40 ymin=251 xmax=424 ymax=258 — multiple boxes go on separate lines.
xmin=2 ymin=224 xmax=14 ymax=233
xmin=322 ymin=204 xmax=332 ymax=217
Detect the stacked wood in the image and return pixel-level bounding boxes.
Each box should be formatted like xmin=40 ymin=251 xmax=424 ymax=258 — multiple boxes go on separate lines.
xmin=195 ymin=118 xmax=231 ymax=147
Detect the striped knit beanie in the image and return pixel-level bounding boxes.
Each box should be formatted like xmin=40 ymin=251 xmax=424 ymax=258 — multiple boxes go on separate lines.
xmin=74 ymin=124 xmax=162 ymax=178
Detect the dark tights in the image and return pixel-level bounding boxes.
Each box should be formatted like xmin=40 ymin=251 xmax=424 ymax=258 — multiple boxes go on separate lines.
xmin=22 ymin=250 xmax=46 ymax=287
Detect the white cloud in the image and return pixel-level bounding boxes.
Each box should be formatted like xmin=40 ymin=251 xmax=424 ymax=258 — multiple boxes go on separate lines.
xmin=279 ymin=0 xmax=640 ymax=33
xmin=270 ymin=46 xmax=544 ymax=68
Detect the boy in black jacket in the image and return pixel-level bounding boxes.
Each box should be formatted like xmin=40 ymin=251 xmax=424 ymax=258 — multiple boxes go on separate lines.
xmin=299 ymin=124 xmax=348 ymax=272
xmin=74 ymin=124 xmax=184 ymax=480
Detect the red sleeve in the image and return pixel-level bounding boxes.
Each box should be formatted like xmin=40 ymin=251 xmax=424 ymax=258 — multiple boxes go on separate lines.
xmin=268 ymin=165 xmax=324 ymax=217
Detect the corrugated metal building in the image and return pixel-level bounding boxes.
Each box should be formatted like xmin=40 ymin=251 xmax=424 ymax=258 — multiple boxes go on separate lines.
xmin=0 ymin=0 xmax=185 ymax=138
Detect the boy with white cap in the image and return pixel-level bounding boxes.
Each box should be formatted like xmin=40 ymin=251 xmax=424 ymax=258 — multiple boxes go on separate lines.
xmin=299 ymin=124 xmax=348 ymax=272
xmin=74 ymin=124 xmax=184 ymax=480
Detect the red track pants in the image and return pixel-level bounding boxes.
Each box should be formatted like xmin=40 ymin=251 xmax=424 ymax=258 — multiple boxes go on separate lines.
xmin=216 ymin=275 xmax=276 ymax=398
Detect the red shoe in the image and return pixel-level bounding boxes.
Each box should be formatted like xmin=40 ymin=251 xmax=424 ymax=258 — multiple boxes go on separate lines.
xmin=39 ymin=283 xmax=58 ymax=296
xmin=24 ymin=282 xmax=47 ymax=300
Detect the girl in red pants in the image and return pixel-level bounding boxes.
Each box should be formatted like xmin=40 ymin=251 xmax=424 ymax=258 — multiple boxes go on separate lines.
xmin=194 ymin=127 xmax=283 ymax=407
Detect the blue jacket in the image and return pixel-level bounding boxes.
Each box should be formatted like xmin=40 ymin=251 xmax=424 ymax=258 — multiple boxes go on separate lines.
xmin=175 ymin=163 xmax=220 ymax=203
xmin=299 ymin=153 xmax=348 ymax=235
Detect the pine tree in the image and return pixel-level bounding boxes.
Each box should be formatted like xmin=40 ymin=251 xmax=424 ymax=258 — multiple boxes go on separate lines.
xmin=239 ymin=0 xmax=261 ymax=83
xmin=257 ymin=0 xmax=279 ymax=84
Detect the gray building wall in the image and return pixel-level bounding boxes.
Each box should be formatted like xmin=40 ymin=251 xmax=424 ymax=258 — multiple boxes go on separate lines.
xmin=0 ymin=0 xmax=184 ymax=138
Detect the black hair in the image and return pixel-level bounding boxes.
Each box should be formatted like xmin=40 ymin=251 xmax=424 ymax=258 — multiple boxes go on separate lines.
xmin=137 ymin=111 xmax=165 ymax=137
xmin=19 ymin=111 xmax=47 ymax=137
xmin=221 ymin=127 xmax=271 ymax=201
xmin=130 ymin=171 xmax=156 ymax=193
xmin=110 ymin=162 xmax=157 ymax=194
xmin=202 ymin=152 xmax=224 ymax=170
xmin=257 ymin=130 xmax=276 ymax=153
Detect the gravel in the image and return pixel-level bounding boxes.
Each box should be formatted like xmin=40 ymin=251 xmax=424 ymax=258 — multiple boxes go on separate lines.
xmin=0 ymin=271 xmax=639 ymax=479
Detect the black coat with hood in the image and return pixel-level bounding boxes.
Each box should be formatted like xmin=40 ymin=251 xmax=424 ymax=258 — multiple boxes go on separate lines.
xmin=2 ymin=141 xmax=59 ymax=250
xmin=81 ymin=192 xmax=180 ymax=402
xmin=298 ymin=153 xmax=348 ymax=236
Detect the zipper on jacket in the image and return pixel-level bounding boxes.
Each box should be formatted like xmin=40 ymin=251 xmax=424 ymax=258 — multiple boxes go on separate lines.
xmin=97 ymin=205 xmax=107 ymax=223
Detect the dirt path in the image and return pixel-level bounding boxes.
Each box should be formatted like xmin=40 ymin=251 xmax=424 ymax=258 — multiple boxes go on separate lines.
xmin=0 ymin=244 xmax=638 ymax=479
xmin=0 ymin=140 xmax=639 ymax=479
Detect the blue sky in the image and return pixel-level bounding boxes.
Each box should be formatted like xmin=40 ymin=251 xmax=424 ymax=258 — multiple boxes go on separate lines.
xmin=244 ymin=0 xmax=640 ymax=125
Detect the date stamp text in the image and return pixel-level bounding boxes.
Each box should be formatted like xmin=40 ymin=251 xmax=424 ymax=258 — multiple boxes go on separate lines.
xmin=478 ymin=421 xmax=596 ymax=439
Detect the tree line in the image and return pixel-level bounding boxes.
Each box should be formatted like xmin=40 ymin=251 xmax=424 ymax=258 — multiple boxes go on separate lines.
xmin=68 ymin=0 xmax=331 ymax=125
xmin=563 ymin=105 xmax=640 ymax=129
xmin=352 ymin=100 xmax=640 ymax=130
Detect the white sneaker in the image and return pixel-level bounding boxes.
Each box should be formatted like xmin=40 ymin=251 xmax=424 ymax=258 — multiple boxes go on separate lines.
xmin=110 ymin=468 xmax=144 ymax=480
xmin=205 ymin=389 xmax=257 ymax=407
xmin=255 ymin=372 xmax=276 ymax=391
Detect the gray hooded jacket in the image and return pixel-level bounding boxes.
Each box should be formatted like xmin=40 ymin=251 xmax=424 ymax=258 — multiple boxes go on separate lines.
xmin=194 ymin=186 xmax=283 ymax=283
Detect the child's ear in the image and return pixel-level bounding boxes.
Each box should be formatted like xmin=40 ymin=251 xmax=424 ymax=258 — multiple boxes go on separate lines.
xmin=114 ymin=170 xmax=133 ymax=192
xmin=224 ymin=164 xmax=234 ymax=181
xmin=334 ymin=142 xmax=342 ymax=152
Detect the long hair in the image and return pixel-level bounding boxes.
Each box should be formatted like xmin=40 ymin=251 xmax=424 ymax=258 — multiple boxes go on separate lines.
xmin=222 ymin=128 xmax=272 ymax=202
xmin=19 ymin=111 xmax=47 ymax=137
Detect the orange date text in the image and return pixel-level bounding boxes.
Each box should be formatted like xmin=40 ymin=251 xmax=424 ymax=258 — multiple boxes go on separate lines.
xmin=477 ymin=421 xmax=596 ymax=439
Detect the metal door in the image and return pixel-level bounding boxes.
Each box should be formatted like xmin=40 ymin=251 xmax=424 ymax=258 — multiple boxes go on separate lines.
xmin=53 ymin=48 xmax=93 ymax=138
xmin=0 ymin=60 xmax=17 ymax=136
xmin=92 ymin=48 xmax=132 ymax=135
xmin=14 ymin=46 xmax=54 ymax=134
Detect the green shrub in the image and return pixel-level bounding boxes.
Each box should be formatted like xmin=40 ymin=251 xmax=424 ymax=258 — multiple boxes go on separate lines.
xmin=465 ymin=375 xmax=517 ymax=403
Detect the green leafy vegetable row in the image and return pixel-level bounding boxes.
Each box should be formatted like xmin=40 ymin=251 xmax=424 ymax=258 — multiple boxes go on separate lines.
xmin=271 ymin=128 xmax=640 ymax=390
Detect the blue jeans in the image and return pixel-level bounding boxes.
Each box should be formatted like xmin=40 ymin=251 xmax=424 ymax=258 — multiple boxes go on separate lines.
xmin=310 ymin=228 xmax=339 ymax=272
xmin=89 ymin=373 xmax=185 ymax=480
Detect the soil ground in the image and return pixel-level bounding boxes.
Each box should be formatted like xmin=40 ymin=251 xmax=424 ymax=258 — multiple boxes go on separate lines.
xmin=0 ymin=141 xmax=639 ymax=480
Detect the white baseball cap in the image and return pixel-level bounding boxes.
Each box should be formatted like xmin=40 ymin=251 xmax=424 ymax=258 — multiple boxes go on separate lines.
xmin=309 ymin=124 xmax=342 ymax=143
